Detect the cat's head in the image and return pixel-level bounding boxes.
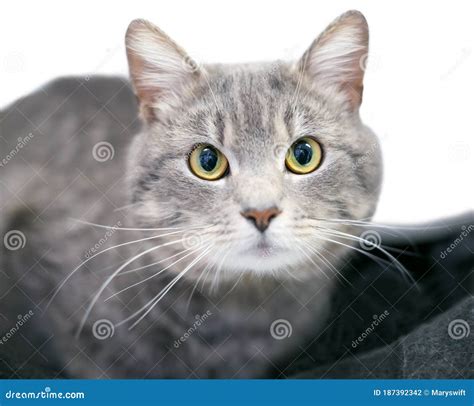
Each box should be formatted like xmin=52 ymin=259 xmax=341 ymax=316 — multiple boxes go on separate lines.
xmin=125 ymin=10 xmax=382 ymax=279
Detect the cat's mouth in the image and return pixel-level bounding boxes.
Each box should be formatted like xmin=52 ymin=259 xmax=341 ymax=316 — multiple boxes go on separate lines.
xmin=252 ymin=239 xmax=280 ymax=258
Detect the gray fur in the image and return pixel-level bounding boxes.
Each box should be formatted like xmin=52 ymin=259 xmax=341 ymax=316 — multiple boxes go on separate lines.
xmin=0 ymin=11 xmax=382 ymax=377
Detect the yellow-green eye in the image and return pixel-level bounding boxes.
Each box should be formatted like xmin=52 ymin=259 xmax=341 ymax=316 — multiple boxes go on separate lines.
xmin=285 ymin=137 xmax=322 ymax=174
xmin=189 ymin=144 xmax=229 ymax=180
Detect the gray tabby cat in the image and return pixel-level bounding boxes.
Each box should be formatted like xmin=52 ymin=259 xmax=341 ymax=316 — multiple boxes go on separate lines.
xmin=0 ymin=10 xmax=382 ymax=377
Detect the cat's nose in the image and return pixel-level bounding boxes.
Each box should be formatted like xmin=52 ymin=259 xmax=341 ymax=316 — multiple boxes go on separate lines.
xmin=241 ymin=207 xmax=281 ymax=233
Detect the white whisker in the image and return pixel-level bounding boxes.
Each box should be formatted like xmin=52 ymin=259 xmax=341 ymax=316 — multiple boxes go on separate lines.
xmin=312 ymin=217 xmax=451 ymax=230
xmin=118 ymin=243 xmax=205 ymax=276
xmin=185 ymin=260 xmax=212 ymax=313
xmin=124 ymin=244 xmax=214 ymax=330
xmin=104 ymin=239 xmax=213 ymax=301
xmin=210 ymin=242 xmax=232 ymax=292
xmin=69 ymin=218 xmax=212 ymax=232
xmin=312 ymin=226 xmax=417 ymax=286
xmin=295 ymin=244 xmax=331 ymax=280
xmin=75 ymin=237 xmax=190 ymax=337
xmin=299 ymin=238 xmax=353 ymax=286
xmin=45 ymin=229 xmax=195 ymax=311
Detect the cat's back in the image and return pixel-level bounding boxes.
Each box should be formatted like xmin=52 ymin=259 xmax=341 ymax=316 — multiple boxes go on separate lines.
xmin=0 ymin=76 xmax=140 ymax=228
xmin=0 ymin=77 xmax=142 ymax=343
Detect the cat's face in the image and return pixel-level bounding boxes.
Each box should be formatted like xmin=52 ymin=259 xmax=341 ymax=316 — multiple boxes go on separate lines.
xmin=125 ymin=11 xmax=382 ymax=279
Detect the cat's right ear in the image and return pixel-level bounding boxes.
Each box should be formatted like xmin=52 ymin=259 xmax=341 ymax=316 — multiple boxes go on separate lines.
xmin=125 ymin=19 xmax=200 ymax=121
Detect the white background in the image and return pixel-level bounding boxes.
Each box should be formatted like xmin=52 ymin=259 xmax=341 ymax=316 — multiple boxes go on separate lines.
xmin=1 ymin=0 xmax=472 ymax=223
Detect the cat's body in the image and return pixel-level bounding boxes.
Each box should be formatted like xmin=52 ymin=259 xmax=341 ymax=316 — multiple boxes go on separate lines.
xmin=0 ymin=11 xmax=382 ymax=377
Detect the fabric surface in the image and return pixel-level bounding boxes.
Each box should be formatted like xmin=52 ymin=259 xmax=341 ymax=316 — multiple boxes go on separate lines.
xmin=294 ymin=297 xmax=473 ymax=378
xmin=270 ymin=212 xmax=473 ymax=378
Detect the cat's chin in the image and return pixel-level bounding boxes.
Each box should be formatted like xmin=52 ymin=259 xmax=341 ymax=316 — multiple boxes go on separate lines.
xmin=211 ymin=243 xmax=304 ymax=276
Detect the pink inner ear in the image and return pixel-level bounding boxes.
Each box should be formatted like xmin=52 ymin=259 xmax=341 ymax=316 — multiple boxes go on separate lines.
xmin=340 ymin=76 xmax=364 ymax=111
xmin=299 ymin=11 xmax=369 ymax=111
xmin=126 ymin=53 xmax=157 ymax=121
xmin=125 ymin=19 xmax=201 ymax=123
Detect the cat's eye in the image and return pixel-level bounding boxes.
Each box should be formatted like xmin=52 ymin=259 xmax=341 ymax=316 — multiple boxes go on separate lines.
xmin=189 ymin=144 xmax=229 ymax=180
xmin=285 ymin=137 xmax=322 ymax=174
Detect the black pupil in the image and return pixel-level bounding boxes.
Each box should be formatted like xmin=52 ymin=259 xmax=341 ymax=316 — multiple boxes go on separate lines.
xmin=293 ymin=141 xmax=313 ymax=165
xmin=199 ymin=147 xmax=218 ymax=172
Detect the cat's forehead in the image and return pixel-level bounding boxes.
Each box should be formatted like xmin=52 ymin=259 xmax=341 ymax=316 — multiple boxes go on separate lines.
xmin=164 ymin=63 xmax=337 ymax=164
xmin=186 ymin=64 xmax=298 ymax=147
xmin=206 ymin=63 xmax=293 ymax=106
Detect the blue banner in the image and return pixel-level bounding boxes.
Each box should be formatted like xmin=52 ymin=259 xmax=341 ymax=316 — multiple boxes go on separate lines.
xmin=0 ymin=380 xmax=472 ymax=405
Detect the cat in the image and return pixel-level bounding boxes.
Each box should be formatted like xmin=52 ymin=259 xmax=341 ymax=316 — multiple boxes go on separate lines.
xmin=0 ymin=10 xmax=382 ymax=378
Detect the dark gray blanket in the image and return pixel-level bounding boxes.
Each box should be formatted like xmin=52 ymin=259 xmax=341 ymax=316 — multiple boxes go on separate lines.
xmin=268 ymin=212 xmax=473 ymax=379
xmin=295 ymin=297 xmax=473 ymax=378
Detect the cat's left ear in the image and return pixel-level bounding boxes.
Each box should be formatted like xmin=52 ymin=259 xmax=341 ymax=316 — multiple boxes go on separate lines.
xmin=297 ymin=10 xmax=369 ymax=111
xmin=125 ymin=19 xmax=201 ymax=121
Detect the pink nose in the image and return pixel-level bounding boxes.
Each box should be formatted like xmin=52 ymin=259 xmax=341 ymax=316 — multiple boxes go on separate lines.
xmin=241 ymin=207 xmax=281 ymax=232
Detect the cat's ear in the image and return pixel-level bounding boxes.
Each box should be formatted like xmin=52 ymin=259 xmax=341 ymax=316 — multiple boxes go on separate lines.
xmin=125 ymin=19 xmax=200 ymax=121
xmin=297 ymin=10 xmax=368 ymax=110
